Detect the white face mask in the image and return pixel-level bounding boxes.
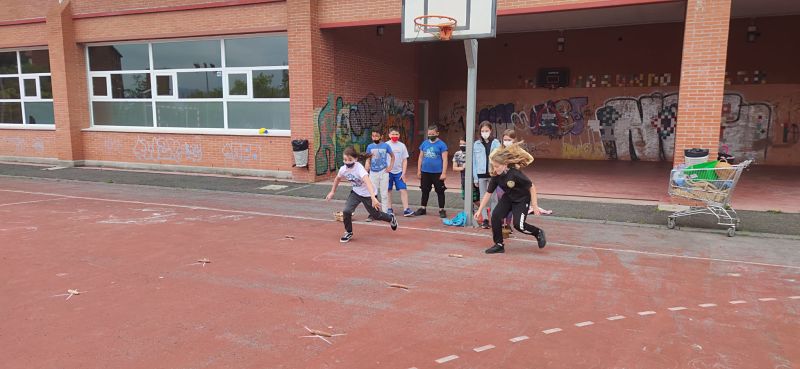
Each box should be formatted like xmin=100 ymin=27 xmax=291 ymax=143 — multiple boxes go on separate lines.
xmin=481 ymin=131 xmax=491 ymax=140
xmin=503 ymin=140 xmax=514 ymax=147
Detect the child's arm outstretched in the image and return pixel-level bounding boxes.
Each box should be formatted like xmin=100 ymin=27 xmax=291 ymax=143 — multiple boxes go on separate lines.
xmin=528 ymin=183 xmax=541 ymax=215
xmin=362 ymin=174 xmax=381 ymax=210
xmin=474 ymin=192 xmax=494 ymax=222
xmin=325 ymin=176 xmax=342 ymax=201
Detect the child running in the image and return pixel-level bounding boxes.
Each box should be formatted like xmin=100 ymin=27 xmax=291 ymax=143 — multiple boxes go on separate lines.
xmin=386 ymin=128 xmax=414 ymax=217
xmin=502 ymin=129 xmax=553 ymax=216
xmin=474 ymin=143 xmax=546 ymax=254
xmin=416 ymin=125 xmax=448 ymax=218
xmin=326 ymin=146 xmax=398 ymax=243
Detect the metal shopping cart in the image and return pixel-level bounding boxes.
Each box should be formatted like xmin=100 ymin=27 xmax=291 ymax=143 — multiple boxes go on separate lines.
xmin=666 ymin=160 xmax=752 ymax=237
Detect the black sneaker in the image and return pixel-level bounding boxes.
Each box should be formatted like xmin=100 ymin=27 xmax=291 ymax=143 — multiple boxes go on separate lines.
xmin=481 ymin=219 xmax=490 ymax=229
xmin=340 ymin=232 xmax=353 ymax=243
xmin=390 ymin=214 xmax=398 ymax=231
xmin=414 ymin=208 xmax=427 ymax=216
xmin=485 ymin=243 xmax=505 ymax=254
xmin=365 ymin=216 xmax=374 ymax=222
xmin=536 ymin=229 xmax=547 ymax=249
xmin=439 ymin=209 xmax=447 ymax=218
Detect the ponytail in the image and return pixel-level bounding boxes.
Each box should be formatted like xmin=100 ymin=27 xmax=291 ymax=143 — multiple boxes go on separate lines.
xmin=343 ymin=146 xmax=372 ymax=161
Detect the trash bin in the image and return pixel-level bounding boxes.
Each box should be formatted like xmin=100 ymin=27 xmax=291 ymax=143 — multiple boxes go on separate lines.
xmin=292 ymin=139 xmax=309 ymax=168
xmin=684 ymin=148 xmax=709 ymax=167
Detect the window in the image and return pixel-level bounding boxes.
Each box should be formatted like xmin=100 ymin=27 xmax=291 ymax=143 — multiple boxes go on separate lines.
xmin=0 ymin=49 xmax=55 ymax=125
xmin=87 ymin=35 xmax=289 ymax=131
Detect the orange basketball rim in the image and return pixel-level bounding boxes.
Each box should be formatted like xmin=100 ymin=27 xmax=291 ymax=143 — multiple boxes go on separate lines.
xmin=413 ymin=15 xmax=457 ymax=40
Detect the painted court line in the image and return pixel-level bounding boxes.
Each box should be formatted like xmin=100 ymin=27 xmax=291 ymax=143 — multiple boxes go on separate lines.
xmin=4 ymin=188 xmax=800 ymax=271
xmin=729 ymin=300 xmax=747 ymax=305
xmin=606 ymin=315 xmax=626 ymax=321
xmin=668 ymin=306 xmax=688 ymax=311
xmin=435 ymin=355 xmax=459 ymax=364
xmin=0 ymin=198 xmax=68 ymax=207
xmin=638 ymin=311 xmax=656 ymax=316
xmin=758 ymin=298 xmax=777 ymax=302
xmin=699 ymin=303 xmax=717 ymax=308
xmin=473 ymin=345 xmax=495 ymax=353
xmin=789 ymin=296 xmax=800 ymax=300
xmin=542 ymin=328 xmax=562 ymax=334
xmin=509 ymin=336 xmax=529 ymax=343
xmin=574 ymin=321 xmax=594 ymax=327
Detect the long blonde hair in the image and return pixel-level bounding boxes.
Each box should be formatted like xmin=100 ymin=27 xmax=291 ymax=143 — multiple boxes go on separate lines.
xmin=489 ymin=143 xmax=533 ymax=175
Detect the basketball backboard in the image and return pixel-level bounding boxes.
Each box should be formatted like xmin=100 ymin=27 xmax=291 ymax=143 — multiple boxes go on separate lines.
xmin=401 ymin=0 xmax=497 ymax=42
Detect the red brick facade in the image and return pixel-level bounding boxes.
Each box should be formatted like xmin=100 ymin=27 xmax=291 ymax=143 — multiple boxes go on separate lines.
xmin=1 ymin=0 xmax=790 ymax=181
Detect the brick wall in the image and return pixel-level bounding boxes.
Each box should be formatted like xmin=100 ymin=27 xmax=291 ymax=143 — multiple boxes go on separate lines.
xmin=0 ymin=130 xmax=58 ymax=159
xmin=0 ymin=24 xmax=48 ymax=49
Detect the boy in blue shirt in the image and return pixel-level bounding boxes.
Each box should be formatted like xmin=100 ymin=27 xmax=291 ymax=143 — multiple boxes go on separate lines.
xmin=364 ymin=130 xmax=395 ymax=220
xmin=415 ymin=125 xmax=448 ymax=218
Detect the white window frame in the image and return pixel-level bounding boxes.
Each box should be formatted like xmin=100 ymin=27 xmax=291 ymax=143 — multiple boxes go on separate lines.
xmin=0 ymin=47 xmax=54 ymax=128
xmin=85 ymin=35 xmax=290 ymax=136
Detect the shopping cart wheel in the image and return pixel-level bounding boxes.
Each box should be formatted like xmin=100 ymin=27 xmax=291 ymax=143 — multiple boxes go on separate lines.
xmin=667 ymin=218 xmax=676 ymax=230
xmin=727 ymin=227 xmax=736 ymax=237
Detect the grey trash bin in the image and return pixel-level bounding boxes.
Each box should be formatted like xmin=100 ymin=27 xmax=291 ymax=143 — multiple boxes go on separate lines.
xmin=292 ymin=139 xmax=309 ymax=168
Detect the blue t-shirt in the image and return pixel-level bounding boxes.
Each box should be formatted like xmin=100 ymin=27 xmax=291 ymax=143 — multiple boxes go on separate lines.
xmin=366 ymin=142 xmax=393 ymax=172
xmin=419 ymin=139 xmax=448 ymax=174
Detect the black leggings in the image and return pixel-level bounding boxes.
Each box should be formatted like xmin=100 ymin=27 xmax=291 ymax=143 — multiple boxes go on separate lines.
xmin=343 ymin=191 xmax=392 ymax=233
xmin=420 ymin=172 xmax=446 ymax=209
xmin=491 ymin=195 xmax=542 ymax=244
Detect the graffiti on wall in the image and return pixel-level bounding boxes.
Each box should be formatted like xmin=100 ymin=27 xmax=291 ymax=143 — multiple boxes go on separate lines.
xmin=222 ymin=142 xmax=261 ymax=164
xmin=133 ymin=136 xmax=203 ymax=163
xmin=442 ymin=91 xmax=784 ymax=162
xmin=313 ymin=93 xmax=415 ymax=175
xmin=0 ymin=137 xmax=46 ymax=156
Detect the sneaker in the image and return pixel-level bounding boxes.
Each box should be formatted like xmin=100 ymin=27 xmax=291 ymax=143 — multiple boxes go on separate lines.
xmin=403 ymin=208 xmax=414 ymax=217
xmin=387 ymin=208 xmax=394 ymax=215
xmin=439 ymin=209 xmax=447 ymax=218
xmin=366 ymin=216 xmax=374 ymax=222
xmin=481 ymin=219 xmax=490 ymax=229
xmin=414 ymin=208 xmax=427 ymax=216
xmin=340 ymin=232 xmax=353 ymax=243
xmin=536 ymin=229 xmax=547 ymax=249
xmin=485 ymin=243 xmax=505 ymax=254
xmin=390 ymin=214 xmax=398 ymax=231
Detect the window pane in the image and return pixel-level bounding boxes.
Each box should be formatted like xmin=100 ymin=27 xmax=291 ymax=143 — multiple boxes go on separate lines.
xmin=252 ymin=70 xmax=289 ymax=98
xmin=228 ymin=73 xmax=247 ymax=96
xmin=111 ymin=73 xmax=151 ymax=98
xmin=156 ymin=75 xmax=173 ymax=96
xmin=228 ymin=101 xmax=289 ymax=130
xmin=0 ymin=52 xmax=18 ymax=74
xmin=24 ymin=102 xmax=54 ymax=124
xmin=0 ymin=77 xmax=20 ymax=99
xmin=152 ymin=40 xmax=220 ymax=70
xmin=92 ymin=76 xmax=107 ymax=96
xmin=92 ymin=101 xmax=153 ymax=126
xmin=40 ymin=76 xmax=52 ymax=99
xmin=0 ymin=102 xmax=23 ymax=123
xmin=177 ymin=72 xmax=222 ymax=98
xmin=156 ymin=102 xmax=223 ymax=128
xmin=20 ymin=50 xmax=50 ymax=73
xmin=89 ymin=44 xmax=150 ymax=71
xmin=225 ymin=36 xmax=288 ymax=67
xmin=24 ymin=79 xmax=37 ymax=97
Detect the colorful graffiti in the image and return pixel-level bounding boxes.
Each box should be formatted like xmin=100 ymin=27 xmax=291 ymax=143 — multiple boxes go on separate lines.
xmin=313 ymin=93 xmax=415 ymax=175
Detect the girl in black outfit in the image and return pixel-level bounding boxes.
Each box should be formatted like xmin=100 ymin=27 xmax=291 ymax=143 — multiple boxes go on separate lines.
xmin=474 ymin=143 xmax=546 ymax=254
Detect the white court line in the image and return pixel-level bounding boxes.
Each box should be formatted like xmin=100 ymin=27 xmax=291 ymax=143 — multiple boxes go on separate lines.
xmin=758 ymin=298 xmax=777 ymax=302
xmin=509 ymin=336 xmax=529 ymax=343
xmin=473 ymin=344 xmax=495 ymax=353
xmin=0 ymin=198 xmax=68 ymax=207
xmin=789 ymin=296 xmax=800 ymax=300
xmin=729 ymin=300 xmax=747 ymax=305
xmin=606 ymin=315 xmax=626 ymax=321
xmin=435 ymin=355 xmax=459 ymax=364
xmin=574 ymin=321 xmax=594 ymax=327
xmin=699 ymin=303 xmax=717 ymax=308
xmin=542 ymin=328 xmax=562 ymax=334
xmin=727 ymin=273 xmax=741 ymax=277
xmin=638 ymin=311 xmax=656 ymax=316
xmin=3 ymin=188 xmax=800 ymax=271
xmin=668 ymin=306 xmax=688 ymax=311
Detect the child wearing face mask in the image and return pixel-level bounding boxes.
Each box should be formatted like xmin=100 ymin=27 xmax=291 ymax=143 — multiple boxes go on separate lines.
xmin=452 ymin=138 xmax=467 ymax=199
xmin=474 ymin=144 xmax=546 ymax=254
xmin=473 ymin=121 xmax=501 ymax=229
xmin=501 ymin=129 xmax=553 ymax=217
xmin=364 ymin=129 xmax=395 ymax=220
xmin=416 ymin=125 xmax=449 ymax=218
xmin=326 ymin=146 xmax=398 ymax=243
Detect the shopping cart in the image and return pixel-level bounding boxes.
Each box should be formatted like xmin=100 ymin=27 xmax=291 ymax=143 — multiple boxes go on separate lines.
xmin=666 ymin=160 xmax=752 ymax=237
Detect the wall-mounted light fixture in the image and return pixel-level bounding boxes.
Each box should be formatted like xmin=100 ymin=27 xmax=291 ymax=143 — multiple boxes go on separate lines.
xmin=747 ymin=22 xmax=760 ymax=43
xmin=377 ymin=25 xmax=385 ymax=37
xmin=556 ymin=31 xmax=566 ymax=52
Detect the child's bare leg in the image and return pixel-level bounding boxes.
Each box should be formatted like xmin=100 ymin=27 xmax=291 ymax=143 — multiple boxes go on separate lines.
xmin=400 ymin=189 xmax=409 ymax=210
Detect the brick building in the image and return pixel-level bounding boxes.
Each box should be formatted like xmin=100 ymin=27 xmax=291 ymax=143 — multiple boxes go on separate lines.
xmin=1 ymin=0 xmax=798 ymax=183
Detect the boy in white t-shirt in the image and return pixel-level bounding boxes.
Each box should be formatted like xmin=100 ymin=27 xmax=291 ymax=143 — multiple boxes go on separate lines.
xmin=385 ymin=128 xmax=413 ymax=217
xmin=326 ymin=146 xmax=398 ymax=243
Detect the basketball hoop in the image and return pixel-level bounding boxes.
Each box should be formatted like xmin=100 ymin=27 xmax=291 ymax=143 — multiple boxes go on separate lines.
xmin=414 ymin=15 xmax=457 ymax=41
